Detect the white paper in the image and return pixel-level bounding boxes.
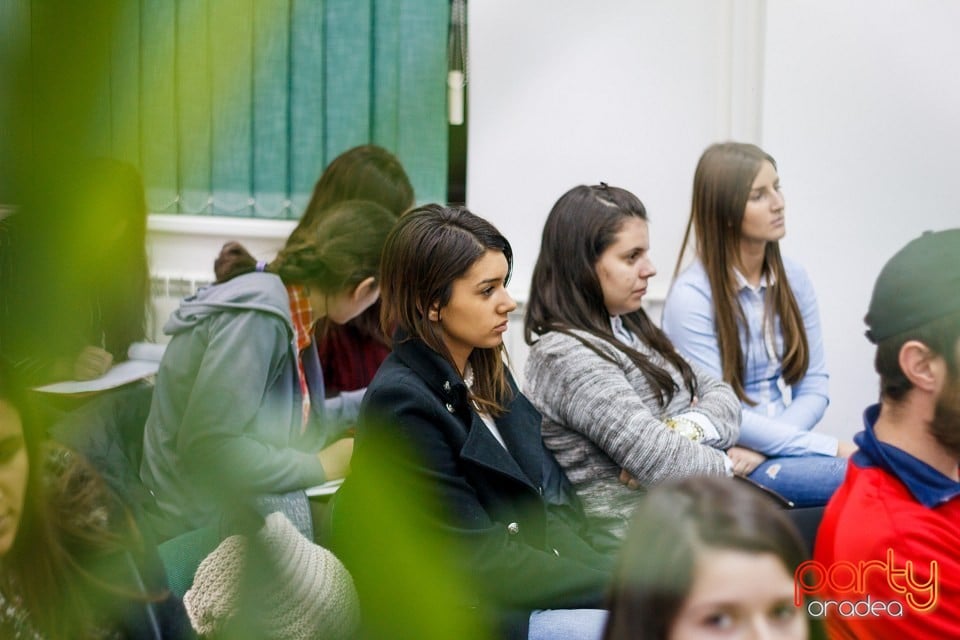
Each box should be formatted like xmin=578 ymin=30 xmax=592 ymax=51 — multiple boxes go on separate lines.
xmin=33 ymin=342 xmax=166 ymax=395
xmin=304 ymin=478 xmax=344 ymax=498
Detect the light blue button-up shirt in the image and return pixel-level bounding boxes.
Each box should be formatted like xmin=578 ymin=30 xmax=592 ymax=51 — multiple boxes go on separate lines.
xmin=662 ymin=257 xmax=837 ymax=457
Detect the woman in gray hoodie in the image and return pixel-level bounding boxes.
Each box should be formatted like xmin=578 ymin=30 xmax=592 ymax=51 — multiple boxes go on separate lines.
xmin=141 ymin=200 xmax=395 ymax=540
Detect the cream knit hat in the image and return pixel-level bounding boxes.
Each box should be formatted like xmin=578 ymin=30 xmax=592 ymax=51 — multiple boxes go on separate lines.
xmin=184 ymin=511 xmax=360 ymax=640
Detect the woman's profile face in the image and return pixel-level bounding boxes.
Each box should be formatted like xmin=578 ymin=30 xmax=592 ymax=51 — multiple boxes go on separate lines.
xmin=0 ymin=399 xmax=29 ymax=557
xmin=668 ymin=548 xmax=807 ymax=640
xmin=435 ymin=249 xmax=516 ymax=373
xmin=594 ymin=216 xmax=656 ymax=317
xmin=739 ymin=160 xmax=786 ymax=247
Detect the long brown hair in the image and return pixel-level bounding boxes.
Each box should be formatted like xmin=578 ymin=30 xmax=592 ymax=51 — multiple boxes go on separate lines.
xmin=1 ymin=365 xmax=65 ymax=637
xmin=293 ymin=144 xmax=414 ymax=237
xmin=293 ymin=144 xmax=414 ymax=346
xmin=289 ymin=145 xmax=414 ymax=347
xmin=525 ymin=184 xmax=697 ymax=406
xmin=1 ymin=364 xmax=151 ymax=639
xmin=674 ymin=142 xmax=809 ymax=404
xmin=215 ymin=199 xmax=396 ymax=297
xmin=379 ymin=205 xmax=513 ymax=416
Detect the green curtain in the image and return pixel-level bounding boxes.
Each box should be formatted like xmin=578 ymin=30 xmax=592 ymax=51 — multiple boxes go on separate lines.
xmin=0 ymin=0 xmax=30 ymax=199
xmin=4 ymin=0 xmax=450 ymax=217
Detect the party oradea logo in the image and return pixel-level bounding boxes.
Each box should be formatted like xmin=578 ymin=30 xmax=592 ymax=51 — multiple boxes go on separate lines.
xmin=794 ymin=549 xmax=939 ymax=618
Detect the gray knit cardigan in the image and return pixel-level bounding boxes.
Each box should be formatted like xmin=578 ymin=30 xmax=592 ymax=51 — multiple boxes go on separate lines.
xmin=524 ymin=329 xmax=741 ymax=538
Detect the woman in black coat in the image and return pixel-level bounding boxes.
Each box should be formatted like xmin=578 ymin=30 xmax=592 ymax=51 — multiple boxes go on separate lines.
xmin=331 ymin=205 xmax=617 ymax=640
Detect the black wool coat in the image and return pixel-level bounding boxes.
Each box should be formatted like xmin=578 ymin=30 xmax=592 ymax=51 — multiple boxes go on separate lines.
xmin=331 ymin=334 xmax=617 ymax=640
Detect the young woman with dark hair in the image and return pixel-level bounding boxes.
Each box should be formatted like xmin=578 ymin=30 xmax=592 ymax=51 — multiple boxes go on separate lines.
xmin=0 ymin=363 xmax=190 ymax=639
xmin=292 ymin=144 xmax=414 ymax=240
xmin=524 ymin=184 xmax=740 ymax=539
xmin=333 ymin=205 xmax=617 ymax=640
xmin=140 ymin=200 xmax=395 ymax=541
xmin=603 ymin=477 xmax=816 ymax=640
xmin=4 ymin=158 xmax=150 ymax=385
xmin=292 ymin=144 xmax=415 ymax=401
xmin=662 ymin=142 xmax=854 ymax=506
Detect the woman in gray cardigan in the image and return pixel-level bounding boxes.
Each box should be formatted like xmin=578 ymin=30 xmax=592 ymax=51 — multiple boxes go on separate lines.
xmin=523 ymin=184 xmax=741 ymax=539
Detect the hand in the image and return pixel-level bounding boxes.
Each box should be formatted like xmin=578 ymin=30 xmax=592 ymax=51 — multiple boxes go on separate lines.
xmin=836 ymin=441 xmax=858 ymax=458
xmin=618 ymin=469 xmax=641 ymax=491
xmin=73 ymin=346 xmax=114 ymax=380
xmin=727 ymin=446 xmax=766 ymax=477
xmin=318 ymin=437 xmax=354 ymax=481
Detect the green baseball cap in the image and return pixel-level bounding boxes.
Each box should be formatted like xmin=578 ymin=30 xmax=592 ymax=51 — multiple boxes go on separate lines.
xmin=865 ymin=228 xmax=960 ymax=344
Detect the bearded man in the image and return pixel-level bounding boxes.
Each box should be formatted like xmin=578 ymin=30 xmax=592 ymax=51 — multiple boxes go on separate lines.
xmin=814 ymin=229 xmax=960 ymax=638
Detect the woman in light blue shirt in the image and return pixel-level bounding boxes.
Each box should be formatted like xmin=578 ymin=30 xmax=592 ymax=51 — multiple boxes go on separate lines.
xmin=662 ymin=142 xmax=854 ymax=507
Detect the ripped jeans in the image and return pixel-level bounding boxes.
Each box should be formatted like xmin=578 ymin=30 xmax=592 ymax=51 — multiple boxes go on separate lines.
xmin=748 ymin=455 xmax=848 ymax=507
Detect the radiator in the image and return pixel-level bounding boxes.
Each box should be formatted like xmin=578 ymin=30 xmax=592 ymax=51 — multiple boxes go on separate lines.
xmin=149 ymin=274 xmax=213 ymax=343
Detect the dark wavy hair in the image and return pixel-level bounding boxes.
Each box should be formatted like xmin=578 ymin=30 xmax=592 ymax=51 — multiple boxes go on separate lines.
xmin=525 ymin=183 xmax=697 ymax=405
xmin=604 ymin=477 xmax=812 ymax=640
xmin=215 ymin=199 xmax=396 ymax=297
xmin=379 ymin=205 xmax=514 ymax=416
xmin=674 ymin=142 xmax=809 ymax=404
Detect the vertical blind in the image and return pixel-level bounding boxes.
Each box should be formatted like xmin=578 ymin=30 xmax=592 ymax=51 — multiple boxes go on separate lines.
xmin=4 ymin=0 xmax=450 ymax=219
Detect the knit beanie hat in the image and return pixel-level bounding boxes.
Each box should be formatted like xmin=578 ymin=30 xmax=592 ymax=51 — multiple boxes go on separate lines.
xmin=183 ymin=511 xmax=361 ymax=640
xmin=865 ymin=229 xmax=960 ymax=343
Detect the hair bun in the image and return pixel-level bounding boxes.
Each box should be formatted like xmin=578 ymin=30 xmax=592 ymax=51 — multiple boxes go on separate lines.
xmin=214 ymin=241 xmax=258 ymax=283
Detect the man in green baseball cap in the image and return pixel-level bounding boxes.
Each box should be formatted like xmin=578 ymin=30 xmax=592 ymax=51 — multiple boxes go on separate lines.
xmin=814 ymin=229 xmax=960 ymax=638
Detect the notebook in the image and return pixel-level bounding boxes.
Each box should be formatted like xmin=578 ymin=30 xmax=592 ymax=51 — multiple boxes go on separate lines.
xmin=34 ymin=342 xmax=166 ymax=395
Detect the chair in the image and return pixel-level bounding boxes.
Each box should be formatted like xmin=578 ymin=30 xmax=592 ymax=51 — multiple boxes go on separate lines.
xmin=156 ymin=526 xmax=220 ymax=599
xmin=155 ymin=489 xmax=314 ymax=600
xmin=731 ymin=475 xmax=825 ymax=554
xmin=785 ymin=505 xmax=826 ymax=556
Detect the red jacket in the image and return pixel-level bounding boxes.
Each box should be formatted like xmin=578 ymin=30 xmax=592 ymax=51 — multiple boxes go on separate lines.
xmin=812 ymin=406 xmax=960 ymax=639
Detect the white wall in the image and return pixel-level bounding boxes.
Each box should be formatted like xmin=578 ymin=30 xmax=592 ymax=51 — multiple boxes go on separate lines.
xmin=762 ymin=1 xmax=960 ymax=438
xmin=468 ymin=0 xmax=763 ymax=303
xmin=148 ymin=215 xmax=293 ymax=280
xmin=148 ymin=1 xmax=960 ymax=440
xmin=147 ymin=215 xmax=293 ymax=341
xmin=467 ymin=0 xmax=960 ymax=440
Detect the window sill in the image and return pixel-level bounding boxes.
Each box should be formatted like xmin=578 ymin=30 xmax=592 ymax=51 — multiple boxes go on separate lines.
xmin=148 ymin=213 xmax=295 ymax=240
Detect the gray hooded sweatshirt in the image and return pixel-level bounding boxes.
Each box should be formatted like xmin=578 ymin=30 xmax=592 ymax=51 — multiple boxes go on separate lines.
xmin=140 ymin=272 xmax=328 ymax=539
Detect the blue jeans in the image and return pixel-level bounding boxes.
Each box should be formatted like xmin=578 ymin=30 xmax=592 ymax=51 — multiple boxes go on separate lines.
xmin=748 ymin=455 xmax=847 ymax=507
xmin=528 ymin=609 xmax=608 ymax=640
